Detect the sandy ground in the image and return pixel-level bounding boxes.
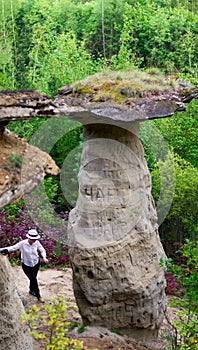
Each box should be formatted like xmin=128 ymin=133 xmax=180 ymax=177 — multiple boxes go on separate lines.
xmin=13 ymin=265 xmax=176 ymax=350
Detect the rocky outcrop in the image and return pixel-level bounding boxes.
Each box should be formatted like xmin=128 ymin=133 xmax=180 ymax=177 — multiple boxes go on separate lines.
xmin=0 ymin=91 xmax=59 ymax=209
xmin=0 ymin=90 xmax=56 ymax=122
xmin=0 ymin=127 xmax=59 ymax=208
xmin=0 ymin=255 xmax=32 ymax=350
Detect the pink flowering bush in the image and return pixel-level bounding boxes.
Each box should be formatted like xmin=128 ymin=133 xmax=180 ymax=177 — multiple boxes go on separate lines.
xmin=165 ymin=271 xmax=182 ymax=296
xmin=0 ymin=201 xmax=70 ymax=267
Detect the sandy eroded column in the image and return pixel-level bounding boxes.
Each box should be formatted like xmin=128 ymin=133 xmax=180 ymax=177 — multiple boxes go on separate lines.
xmin=0 ymin=256 xmax=32 ymax=350
xmin=68 ymin=122 xmax=166 ymax=342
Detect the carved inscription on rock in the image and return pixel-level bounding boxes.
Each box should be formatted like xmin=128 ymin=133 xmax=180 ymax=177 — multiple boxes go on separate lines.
xmin=69 ymin=137 xmax=149 ymax=248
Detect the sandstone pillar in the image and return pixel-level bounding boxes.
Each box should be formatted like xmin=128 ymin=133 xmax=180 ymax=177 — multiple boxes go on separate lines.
xmin=0 ymin=256 xmax=32 ymax=350
xmin=55 ymin=73 xmax=196 ymax=342
xmin=68 ymin=122 xmax=167 ymax=342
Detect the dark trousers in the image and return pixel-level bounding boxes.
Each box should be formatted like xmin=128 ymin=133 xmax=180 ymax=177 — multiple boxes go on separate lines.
xmin=22 ymin=261 xmax=41 ymax=299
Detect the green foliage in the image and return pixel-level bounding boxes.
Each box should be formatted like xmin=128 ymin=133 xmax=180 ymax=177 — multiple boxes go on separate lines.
xmin=37 ymin=31 xmax=100 ymax=96
xmin=8 ymin=117 xmax=47 ymax=142
xmin=79 ymin=0 xmax=126 ymax=59
xmin=22 ymin=296 xmax=98 ymax=349
xmin=0 ymin=0 xmax=21 ymax=89
xmin=14 ymin=0 xmax=103 ymax=95
xmin=164 ymin=238 xmax=198 ymax=349
xmin=1 ymin=0 xmax=197 ymax=91
xmin=151 ymin=153 xmax=198 ymax=256
xmin=33 ymin=118 xmax=82 ymax=210
xmin=9 ymin=152 xmax=23 ymax=168
xmin=116 ymin=1 xmax=198 ymax=75
xmin=140 ymin=117 xmax=172 ymax=171
xmin=0 ymin=39 xmax=15 ymax=89
xmin=44 ymin=178 xmax=59 ymax=204
xmin=59 ymin=137 xmax=83 ymax=208
xmin=24 ymin=185 xmax=68 ymax=243
xmin=154 ymin=100 xmax=198 ymax=168
xmin=77 ymin=323 xmax=86 ymax=334
xmin=1 ymin=200 xmax=24 ymax=217
xmin=109 ymin=329 xmax=123 ymax=336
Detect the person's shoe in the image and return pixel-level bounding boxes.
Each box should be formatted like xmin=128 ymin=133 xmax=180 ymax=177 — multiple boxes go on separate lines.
xmin=29 ymin=290 xmax=36 ymax=297
xmin=37 ymin=297 xmax=45 ymax=303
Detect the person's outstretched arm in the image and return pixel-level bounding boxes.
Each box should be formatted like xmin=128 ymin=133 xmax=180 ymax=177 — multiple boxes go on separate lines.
xmin=0 ymin=241 xmax=23 ymax=253
xmin=37 ymin=242 xmax=48 ymax=263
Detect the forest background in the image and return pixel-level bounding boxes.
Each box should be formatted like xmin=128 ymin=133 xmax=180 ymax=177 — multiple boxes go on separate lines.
xmin=0 ymin=0 xmax=197 ymax=262
xmin=0 ymin=0 xmax=198 ymax=348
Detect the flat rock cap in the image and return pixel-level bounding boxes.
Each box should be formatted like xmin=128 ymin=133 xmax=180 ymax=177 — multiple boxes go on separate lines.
xmin=54 ymin=70 xmax=197 ymax=125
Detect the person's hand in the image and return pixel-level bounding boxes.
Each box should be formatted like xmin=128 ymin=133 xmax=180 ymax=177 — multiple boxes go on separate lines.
xmin=43 ymin=258 xmax=49 ymax=263
xmin=0 ymin=249 xmax=9 ymax=256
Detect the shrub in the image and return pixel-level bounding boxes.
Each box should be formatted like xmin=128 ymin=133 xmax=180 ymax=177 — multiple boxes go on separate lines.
xmin=21 ymin=296 xmax=98 ymax=350
xmin=163 ymin=238 xmax=198 ymax=349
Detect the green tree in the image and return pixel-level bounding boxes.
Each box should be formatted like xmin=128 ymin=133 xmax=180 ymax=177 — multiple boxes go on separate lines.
xmin=152 ymin=153 xmax=198 ymax=257
xmin=0 ymin=0 xmax=22 ymax=88
xmin=80 ymin=0 xmax=126 ymax=59
xmin=116 ymin=1 xmax=198 ymax=74
xmin=35 ymin=31 xmax=99 ymax=95
xmin=154 ymin=100 xmax=198 ymax=168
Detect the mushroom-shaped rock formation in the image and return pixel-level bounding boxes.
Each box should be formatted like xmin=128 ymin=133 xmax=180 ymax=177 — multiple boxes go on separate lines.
xmin=0 ymin=255 xmax=32 ymax=349
xmin=0 ymin=90 xmax=59 ymax=209
xmin=54 ymin=70 xmax=197 ymax=342
xmin=0 ymin=71 xmax=197 ymax=344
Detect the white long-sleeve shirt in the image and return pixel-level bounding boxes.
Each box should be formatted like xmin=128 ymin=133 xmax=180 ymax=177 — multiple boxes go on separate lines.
xmin=0 ymin=239 xmax=47 ymax=267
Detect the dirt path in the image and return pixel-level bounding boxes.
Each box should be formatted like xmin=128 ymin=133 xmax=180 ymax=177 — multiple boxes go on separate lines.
xmin=13 ymin=265 xmax=173 ymax=350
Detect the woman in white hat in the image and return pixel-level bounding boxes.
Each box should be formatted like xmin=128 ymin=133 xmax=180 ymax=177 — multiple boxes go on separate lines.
xmin=0 ymin=229 xmax=48 ymax=302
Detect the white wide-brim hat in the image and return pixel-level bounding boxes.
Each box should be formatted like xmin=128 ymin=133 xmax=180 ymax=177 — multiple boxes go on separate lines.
xmin=26 ymin=229 xmax=40 ymax=240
